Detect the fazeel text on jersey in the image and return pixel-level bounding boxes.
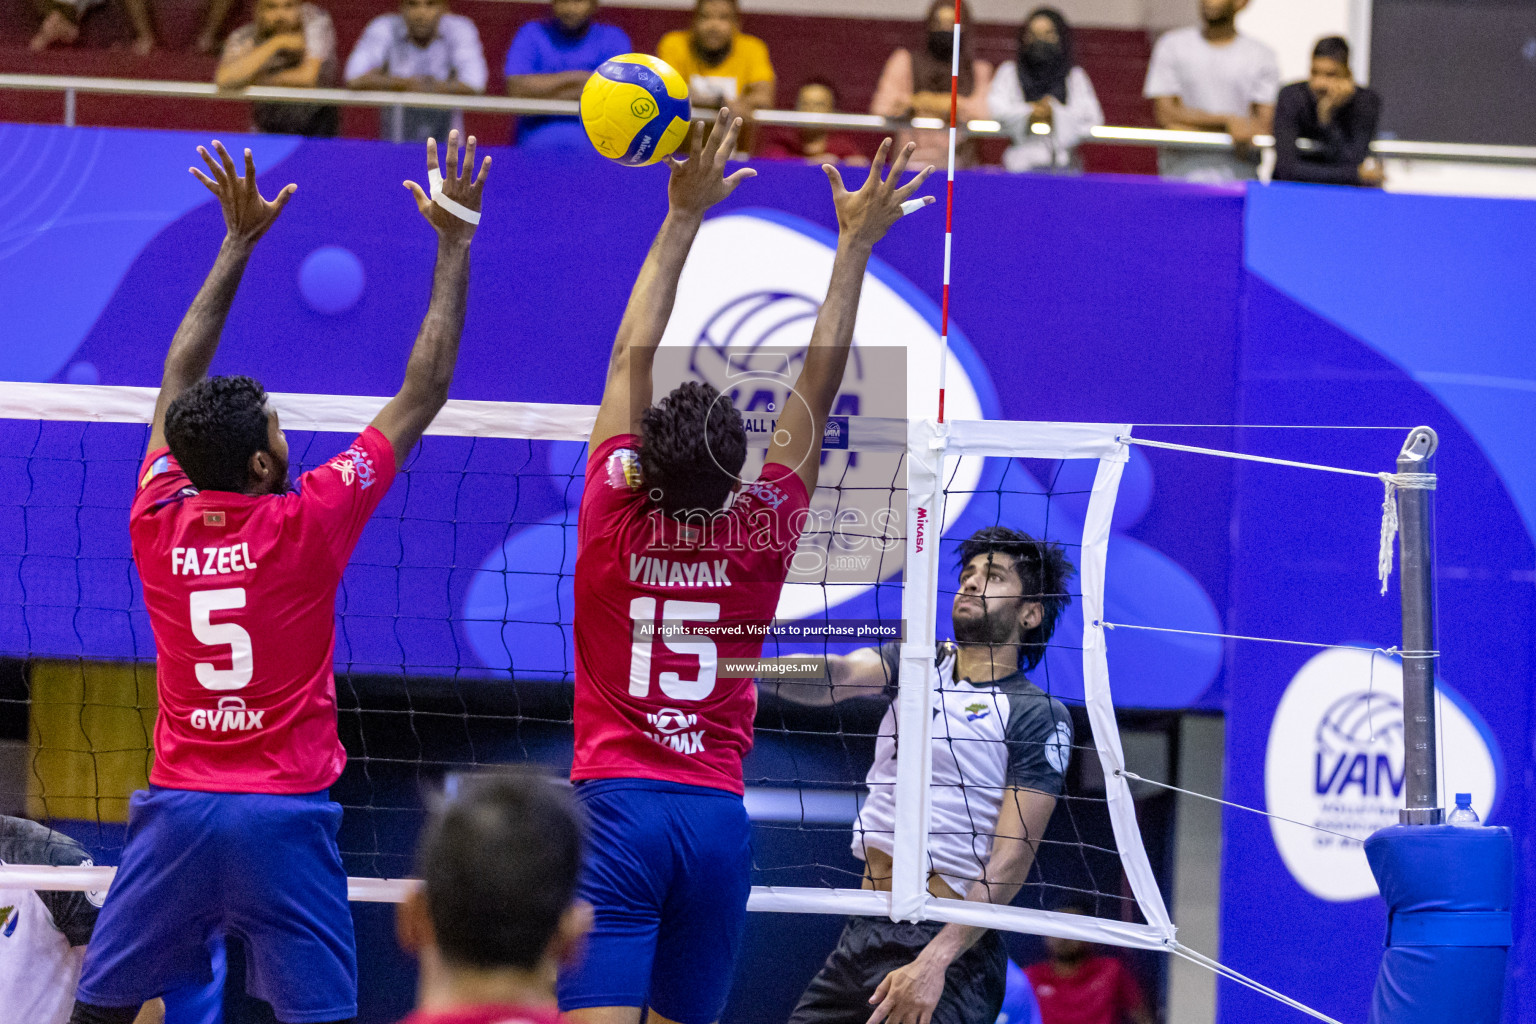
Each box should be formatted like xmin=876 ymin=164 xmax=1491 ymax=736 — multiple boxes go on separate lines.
xmin=571 ymin=435 xmax=811 ymax=795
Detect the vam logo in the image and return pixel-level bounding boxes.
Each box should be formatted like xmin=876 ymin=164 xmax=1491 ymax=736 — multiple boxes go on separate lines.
xmin=1265 ymin=648 xmax=1499 ymax=901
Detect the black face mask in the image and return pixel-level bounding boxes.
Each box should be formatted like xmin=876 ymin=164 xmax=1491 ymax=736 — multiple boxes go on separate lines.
xmin=693 ymin=37 xmax=732 ymax=67
xmin=927 ymin=30 xmax=954 ymax=60
xmin=1022 ymin=39 xmax=1061 ymax=71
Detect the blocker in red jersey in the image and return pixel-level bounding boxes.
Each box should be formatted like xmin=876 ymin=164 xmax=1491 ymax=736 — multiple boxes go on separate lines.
xmin=70 ymin=132 xmax=488 ymax=1024
xmin=559 ymin=107 xmax=934 ymax=1024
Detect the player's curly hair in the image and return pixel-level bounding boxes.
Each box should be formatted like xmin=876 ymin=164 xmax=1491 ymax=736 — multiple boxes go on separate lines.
xmin=417 ymin=770 xmax=585 ymax=971
xmin=640 ymin=381 xmax=747 ymax=519
xmin=163 ymin=375 xmax=272 ymax=493
xmin=957 ymin=526 xmax=1076 ymax=670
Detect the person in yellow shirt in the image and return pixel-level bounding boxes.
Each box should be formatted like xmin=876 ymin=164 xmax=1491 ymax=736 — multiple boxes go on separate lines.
xmin=657 ymin=0 xmax=775 ymax=120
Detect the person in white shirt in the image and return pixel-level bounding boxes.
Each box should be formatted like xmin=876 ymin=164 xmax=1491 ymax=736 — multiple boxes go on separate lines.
xmin=1142 ymin=0 xmax=1279 ymax=183
xmin=0 ymin=816 xmax=162 ymax=1024
xmin=345 ymin=0 xmax=488 ymax=142
xmin=987 ymin=7 xmax=1103 ymax=174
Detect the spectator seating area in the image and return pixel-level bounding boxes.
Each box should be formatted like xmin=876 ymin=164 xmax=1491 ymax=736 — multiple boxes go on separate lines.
xmin=0 ymin=0 xmax=1158 ymax=173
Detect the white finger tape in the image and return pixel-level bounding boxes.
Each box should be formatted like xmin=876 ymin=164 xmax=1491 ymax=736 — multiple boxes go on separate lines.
xmin=425 ymin=167 xmax=481 ymax=226
xmin=901 ymin=198 xmax=931 ymax=217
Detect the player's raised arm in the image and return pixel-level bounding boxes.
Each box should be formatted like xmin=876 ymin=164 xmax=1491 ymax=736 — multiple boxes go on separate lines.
xmin=765 ymin=141 xmax=934 ymax=496
xmin=371 ymin=131 xmax=490 ymax=470
xmin=588 ymin=108 xmax=756 ymax=452
xmin=147 ymin=141 xmax=296 ymax=456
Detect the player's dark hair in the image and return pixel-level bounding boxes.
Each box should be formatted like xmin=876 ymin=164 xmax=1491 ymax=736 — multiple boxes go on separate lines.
xmin=640 ymin=381 xmax=747 ymax=519
xmin=416 ymin=770 xmax=585 ymax=972
xmin=1313 ymin=35 xmax=1350 ymax=65
xmin=163 ymin=375 xmax=272 ymax=493
xmin=801 ymin=76 xmax=840 ymax=107
xmin=957 ymin=526 xmax=1076 ymax=671
xmin=695 ymin=0 xmax=738 ymax=14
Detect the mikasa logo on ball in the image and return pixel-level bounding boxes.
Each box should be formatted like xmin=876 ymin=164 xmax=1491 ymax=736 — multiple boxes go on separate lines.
xmin=1264 ymin=648 xmax=1499 ymax=902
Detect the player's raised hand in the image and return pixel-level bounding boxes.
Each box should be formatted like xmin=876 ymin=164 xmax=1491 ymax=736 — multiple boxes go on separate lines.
xmin=666 ymin=106 xmax=756 ymax=219
xmin=190 ymin=140 xmax=296 ymax=247
xmin=824 ymin=139 xmax=935 ymax=250
xmin=405 ymin=130 xmax=491 ymax=245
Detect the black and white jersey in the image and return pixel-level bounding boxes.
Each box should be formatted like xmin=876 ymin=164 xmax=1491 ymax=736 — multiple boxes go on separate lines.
xmin=0 ymin=816 xmax=104 ymax=1024
xmin=851 ymin=644 xmax=1074 ymax=897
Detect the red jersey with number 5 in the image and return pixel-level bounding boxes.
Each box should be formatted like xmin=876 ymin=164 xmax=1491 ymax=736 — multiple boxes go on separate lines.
xmin=573 ymin=434 xmax=810 ymax=794
xmin=130 ymin=427 xmax=397 ymax=794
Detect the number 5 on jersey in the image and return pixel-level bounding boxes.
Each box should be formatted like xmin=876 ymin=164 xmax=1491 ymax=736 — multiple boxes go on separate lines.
xmin=191 ymin=588 xmax=253 ymax=690
xmin=629 ymin=598 xmax=720 ymax=701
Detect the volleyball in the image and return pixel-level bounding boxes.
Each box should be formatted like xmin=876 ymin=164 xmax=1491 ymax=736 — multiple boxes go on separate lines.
xmin=580 ymin=53 xmax=692 ymax=167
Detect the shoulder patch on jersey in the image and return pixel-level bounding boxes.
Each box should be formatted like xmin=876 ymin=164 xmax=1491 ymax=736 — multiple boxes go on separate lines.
xmin=605 ymin=448 xmax=642 ymax=491
xmin=80 ymin=858 xmax=105 ymax=907
xmin=329 ymin=443 xmax=378 ymax=490
xmin=741 ymin=479 xmax=788 ymax=510
xmin=964 ymin=701 xmax=991 ymax=722
xmin=1045 ymin=719 xmax=1073 ymax=776
xmin=140 ymin=455 xmax=170 ymax=488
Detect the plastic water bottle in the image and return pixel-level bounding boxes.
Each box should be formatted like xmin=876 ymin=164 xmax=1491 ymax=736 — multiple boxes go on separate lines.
xmin=1447 ymin=793 xmax=1481 ymax=827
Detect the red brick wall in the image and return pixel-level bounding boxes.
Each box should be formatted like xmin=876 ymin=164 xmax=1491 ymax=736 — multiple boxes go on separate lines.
xmin=0 ymin=1 xmax=1154 ymax=172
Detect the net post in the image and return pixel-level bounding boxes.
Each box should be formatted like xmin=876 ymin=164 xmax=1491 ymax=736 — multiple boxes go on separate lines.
xmin=892 ymin=418 xmax=945 ymax=922
xmin=1395 ymin=426 xmax=1441 ymax=825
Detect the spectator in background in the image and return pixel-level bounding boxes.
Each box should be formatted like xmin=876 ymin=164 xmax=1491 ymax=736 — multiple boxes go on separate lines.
xmin=504 ymin=0 xmax=631 ymax=150
xmin=392 ymin=773 xmax=589 ymax=1024
xmin=1143 ymin=0 xmax=1278 ymax=182
xmin=657 ymin=0 xmax=776 ymax=119
xmin=871 ymin=0 xmax=993 ymax=171
xmin=346 ymin=0 xmax=487 ymax=143
xmin=1024 ymin=907 xmax=1154 ymax=1024
xmin=988 ymin=7 xmax=1103 ymax=173
xmin=758 ymin=79 xmax=869 ymax=166
xmin=30 ymin=0 xmax=154 ymax=55
xmin=217 ymin=0 xmax=340 ymax=137
xmin=1273 ymin=37 xmax=1383 ymax=187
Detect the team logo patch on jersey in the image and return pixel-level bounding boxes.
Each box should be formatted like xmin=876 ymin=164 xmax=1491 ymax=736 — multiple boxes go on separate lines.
xmin=81 ymin=858 xmax=105 ymax=907
xmin=140 ymin=455 xmax=170 ymax=488
xmin=1045 ymin=720 xmax=1073 ymax=775
xmin=190 ymin=696 xmax=266 ymax=732
xmin=645 ymin=708 xmax=706 ymax=754
xmin=964 ymin=701 xmax=991 ymax=722
xmin=203 ymin=511 xmax=226 ymax=527
xmin=0 ymin=905 xmax=16 ymax=938
xmin=330 ymin=445 xmax=377 ymax=489
xmin=606 ymin=448 xmax=642 ymax=491
xmin=741 ymin=479 xmax=788 ymax=510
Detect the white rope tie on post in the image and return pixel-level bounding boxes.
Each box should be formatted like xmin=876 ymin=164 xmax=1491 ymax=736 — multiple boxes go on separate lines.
xmin=1378 ymin=471 xmax=1436 ymax=594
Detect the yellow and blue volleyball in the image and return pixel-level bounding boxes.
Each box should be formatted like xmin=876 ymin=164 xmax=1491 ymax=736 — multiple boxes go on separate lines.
xmin=580 ymin=54 xmax=692 ymax=167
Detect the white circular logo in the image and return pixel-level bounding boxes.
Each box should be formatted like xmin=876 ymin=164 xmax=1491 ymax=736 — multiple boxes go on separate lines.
xmin=1264 ymin=648 xmax=1499 ymax=901
xmin=1045 ymin=720 xmax=1073 ymax=776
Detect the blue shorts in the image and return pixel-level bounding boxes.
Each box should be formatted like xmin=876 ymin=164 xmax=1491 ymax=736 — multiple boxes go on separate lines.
xmin=76 ymin=786 xmax=356 ymax=1023
xmin=558 ymin=779 xmax=752 ymax=1024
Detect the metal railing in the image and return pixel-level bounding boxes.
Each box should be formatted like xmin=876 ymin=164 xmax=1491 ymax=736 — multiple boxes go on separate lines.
xmin=4 ymin=72 xmax=1536 ymax=166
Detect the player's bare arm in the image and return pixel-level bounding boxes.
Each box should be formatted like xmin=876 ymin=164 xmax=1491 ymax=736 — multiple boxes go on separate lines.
xmin=765 ymin=140 xmax=934 ymax=495
xmin=588 ymin=107 xmax=756 ymax=451
xmin=760 ymin=647 xmax=890 ymax=707
xmin=866 ymin=788 xmax=1056 ymax=1024
xmin=371 ymin=130 xmax=491 ymax=470
xmin=146 ymin=141 xmax=296 ymax=456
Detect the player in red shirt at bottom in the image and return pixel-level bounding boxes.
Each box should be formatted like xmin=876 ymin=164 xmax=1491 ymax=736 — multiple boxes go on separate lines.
xmin=559 ymin=106 xmax=933 ymax=1024
xmin=69 ymin=133 xmax=489 ymax=1024
xmin=394 ymin=772 xmax=589 ymax=1024
xmin=1024 ymin=907 xmax=1154 ymax=1024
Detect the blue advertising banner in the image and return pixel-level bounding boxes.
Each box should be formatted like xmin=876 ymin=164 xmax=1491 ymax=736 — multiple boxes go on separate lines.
xmin=0 ymin=122 xmax=1530 ymax=1022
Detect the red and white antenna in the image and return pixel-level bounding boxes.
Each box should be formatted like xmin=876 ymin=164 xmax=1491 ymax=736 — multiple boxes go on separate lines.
xmin=937 ymin=0 xmax=961 ymax=424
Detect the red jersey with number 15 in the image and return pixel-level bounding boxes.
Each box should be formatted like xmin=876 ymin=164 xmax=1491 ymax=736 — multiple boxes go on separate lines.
xmin=130 ymin=427 xmax=397 ymax=794
xmin=573 ymin=434 xmax=810 ymax=795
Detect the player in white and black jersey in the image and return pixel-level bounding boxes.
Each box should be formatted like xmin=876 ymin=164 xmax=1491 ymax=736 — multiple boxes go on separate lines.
xmin=0 ymin=816 xmax=162 ymax=1024
xmin=769 ymin=527 xmax=1076 ymax=1024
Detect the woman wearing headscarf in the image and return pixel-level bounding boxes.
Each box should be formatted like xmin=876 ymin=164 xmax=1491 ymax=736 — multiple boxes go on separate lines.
xmin=988 ymin=7 xmax=1103 ymax=172
xmin=870 ymin=0 xmax=993 ymax=170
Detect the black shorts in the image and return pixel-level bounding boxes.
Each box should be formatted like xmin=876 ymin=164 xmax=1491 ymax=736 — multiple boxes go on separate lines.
xmin=789 ymin=917 xmax=1008 ymax=1024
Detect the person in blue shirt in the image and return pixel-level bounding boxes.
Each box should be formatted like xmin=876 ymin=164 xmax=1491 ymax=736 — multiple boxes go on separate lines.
xmin=504 ymin=0 xmax=631 ymax=149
